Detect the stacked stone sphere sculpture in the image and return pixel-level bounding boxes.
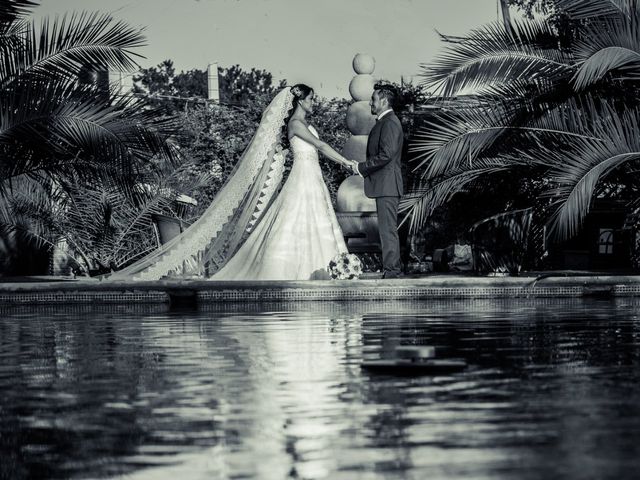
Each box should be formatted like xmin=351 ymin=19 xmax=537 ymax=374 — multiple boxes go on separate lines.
xmin=334 ymin=54 xmax=380 ymax=257
xmin=336 ymin=53 xmax=377 ymax=212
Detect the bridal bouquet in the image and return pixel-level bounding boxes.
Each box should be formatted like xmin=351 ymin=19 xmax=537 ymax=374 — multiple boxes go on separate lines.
xmin=327 ymin=253 xmax=363 ymax=280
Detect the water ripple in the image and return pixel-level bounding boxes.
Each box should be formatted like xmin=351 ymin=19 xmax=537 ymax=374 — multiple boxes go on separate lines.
xmin=1 ymin=298 xmax=640 ymax=479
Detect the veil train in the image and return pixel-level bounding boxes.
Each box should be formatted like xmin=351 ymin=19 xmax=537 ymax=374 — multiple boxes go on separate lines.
xmin=108 ymin=88 xmax=294 ymax=280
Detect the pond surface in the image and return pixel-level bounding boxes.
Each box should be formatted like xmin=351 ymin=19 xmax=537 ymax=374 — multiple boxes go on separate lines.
xmin=1 ymin=299 xmax=640 ymax=479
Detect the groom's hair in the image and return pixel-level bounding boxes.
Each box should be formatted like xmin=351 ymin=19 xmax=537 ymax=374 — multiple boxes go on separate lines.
xmin=374 ymin=83 xmax=398 ymax=109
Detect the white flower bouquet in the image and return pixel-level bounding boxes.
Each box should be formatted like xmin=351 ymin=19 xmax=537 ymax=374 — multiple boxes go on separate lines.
xmin=327 ymin=253 xmax=363 ymax=280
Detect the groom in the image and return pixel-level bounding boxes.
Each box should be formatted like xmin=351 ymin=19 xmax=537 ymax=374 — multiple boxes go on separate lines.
xmin=349 ymin=83 xmax=404 ymax=278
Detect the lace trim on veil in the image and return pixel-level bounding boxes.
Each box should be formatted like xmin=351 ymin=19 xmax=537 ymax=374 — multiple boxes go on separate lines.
xmin=109 ymin=88 xmax=294 ymax=280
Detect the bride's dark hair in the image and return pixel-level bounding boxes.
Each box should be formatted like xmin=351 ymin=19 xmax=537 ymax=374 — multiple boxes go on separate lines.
xmin=280 ymin=83 xmax=313 ymax=150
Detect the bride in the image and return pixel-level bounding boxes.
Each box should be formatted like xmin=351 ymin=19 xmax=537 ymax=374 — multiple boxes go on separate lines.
xmin=109 ymin=85 xmax=353 ymax=281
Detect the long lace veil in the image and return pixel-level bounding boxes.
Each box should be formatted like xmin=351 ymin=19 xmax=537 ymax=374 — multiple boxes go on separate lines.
xmin=109 ymin=87 xmax=294 ymax=280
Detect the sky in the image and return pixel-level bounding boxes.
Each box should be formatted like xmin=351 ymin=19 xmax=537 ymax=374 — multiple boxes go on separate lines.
xmin=32 ymin=0 xmax=502 ymax=99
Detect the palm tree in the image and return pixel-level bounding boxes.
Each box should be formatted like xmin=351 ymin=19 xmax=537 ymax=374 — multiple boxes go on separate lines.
xmin=0 ymin=1 xmax=180 ymax=273
xmin=499 ymin=0 xmax=513 ymax=32
xmin=1 ymin=158 xmax=211 ymax=274
xmin=403 ymin=0 xmax=640 ymax=244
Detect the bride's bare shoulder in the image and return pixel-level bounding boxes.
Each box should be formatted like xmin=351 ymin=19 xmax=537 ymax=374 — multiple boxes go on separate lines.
xmin=288 ymin=118 xmax=306 ymax=128
xmin=287 ymin=118 xmax=307 ymax=136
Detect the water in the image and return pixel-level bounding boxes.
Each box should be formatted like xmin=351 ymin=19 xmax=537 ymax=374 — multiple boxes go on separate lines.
xmin=2 ymin=298 xmax=640 ymax=479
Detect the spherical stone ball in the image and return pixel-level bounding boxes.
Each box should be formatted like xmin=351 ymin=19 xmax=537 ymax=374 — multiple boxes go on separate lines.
xmin=346 ymin=101 xmax=376 ymax=135
xmin=341 ymin=135 xmax=368 ymax=163
xmin=349 ymin=74 xmax=375 ymax=101
xmin=352 ymin=53 xmax=375 ymax=74
xmin=336 ymin=175 xmax=377 ymax=212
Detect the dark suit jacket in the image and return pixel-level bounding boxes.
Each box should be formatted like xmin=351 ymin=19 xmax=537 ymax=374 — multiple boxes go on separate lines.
xmin=357 ymin=112 xmax=404 ymax=198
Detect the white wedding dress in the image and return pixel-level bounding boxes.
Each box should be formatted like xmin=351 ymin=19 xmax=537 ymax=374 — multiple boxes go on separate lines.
xmin=108 ymin=88 xmax=346 ymax=281
xmin=213 ymin=125 xmax=347 ymax=280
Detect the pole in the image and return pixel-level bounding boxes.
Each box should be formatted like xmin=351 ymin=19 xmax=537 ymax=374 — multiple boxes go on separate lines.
xmin=207 ymin=63 xmax=220 ymax=102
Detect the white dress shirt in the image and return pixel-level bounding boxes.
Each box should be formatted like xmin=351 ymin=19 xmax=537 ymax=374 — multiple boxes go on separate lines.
xmin=377 ymin=108 xmax=393 ymax=121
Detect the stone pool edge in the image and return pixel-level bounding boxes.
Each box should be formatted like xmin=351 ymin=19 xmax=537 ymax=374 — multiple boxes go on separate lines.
xmin=1 ymin=275 xmax=640 ymax=305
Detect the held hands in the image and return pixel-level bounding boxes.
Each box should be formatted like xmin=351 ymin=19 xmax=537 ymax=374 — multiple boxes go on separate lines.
xmin=343 ymin=159 xmax=359 ymax=175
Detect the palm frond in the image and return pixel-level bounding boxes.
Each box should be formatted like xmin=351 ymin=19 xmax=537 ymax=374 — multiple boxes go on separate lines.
xmin=0 ymin=175 xmax=65 ymax=252
xmin=521 ymin=96 xmax=605 ymax=147
xmin=399 ymin=158 xmax=516 ymax=233
xmin=0 ymin=0 xmax=37 ymax=25
xmin=573 ymin=47 xmax=640 ymax=89
xmin=0 ymin=77 xmax=179 ymax=193
xmin=571 ymin=8 xmax=640 ymax=89
xmin=531 ymin=102 xmax=640 ymax=239
xmin=409 ymin=91 xmax=598 ymax=179
xmin=556 ymin=0 xmax=634 ymax=20
xmin=409 ymin=103 xmax=513 ymax=176
xmin=0 ymin=18 xmax=27 ymax=83
xmin=52 ymin=155 xmax=209 ymax=269
xmin=2 ymin=11 xmax=145 ymax=85
xmin=423 ymin=19 xmax=574 ymax=97
xmin=0 ymin=16 xmax=26 ymax=45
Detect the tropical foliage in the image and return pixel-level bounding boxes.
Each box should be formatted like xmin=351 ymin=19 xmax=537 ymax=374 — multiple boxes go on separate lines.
xmin=173 ymin=95 xmax=350 ymax=214
xmin=505 ymin=0 xmax=557 ymax=18
xmin=3 ymin=157 xmax=212 ymax=274
xmin=402 ymin=0 xmax=640 ymax=247
xmin=309 ymin=97 xmax=351 ymax=202
xmin=134 ymin=60 xmax=352 ymax=211
xmin=0 ymin=0 xmax=180 ymax=274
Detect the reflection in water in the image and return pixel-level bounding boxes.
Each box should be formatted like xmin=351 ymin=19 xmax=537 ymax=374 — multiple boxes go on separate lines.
xmin=1 ymin=299 xmax=640 ymax=479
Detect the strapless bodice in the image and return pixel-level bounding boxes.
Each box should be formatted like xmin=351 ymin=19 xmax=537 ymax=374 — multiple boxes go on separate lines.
xmin=290 ymin=125 xmax=319 ymax=164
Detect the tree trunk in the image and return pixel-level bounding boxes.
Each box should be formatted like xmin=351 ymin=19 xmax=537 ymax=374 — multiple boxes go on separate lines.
xmin=499 ymin=0 xmax=513 ymax=33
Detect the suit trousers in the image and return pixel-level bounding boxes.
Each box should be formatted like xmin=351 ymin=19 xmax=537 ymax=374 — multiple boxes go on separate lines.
xmin=376 ymin=196 xmax=401 ymax=276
